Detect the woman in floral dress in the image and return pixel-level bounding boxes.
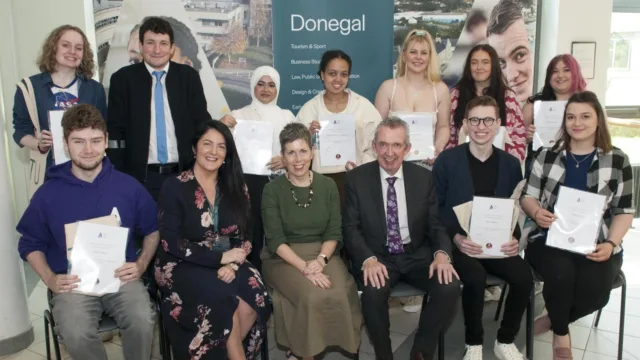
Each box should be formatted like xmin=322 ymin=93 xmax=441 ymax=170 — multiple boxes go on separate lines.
xmin=155 ymin=120 xmax=271 ymax=360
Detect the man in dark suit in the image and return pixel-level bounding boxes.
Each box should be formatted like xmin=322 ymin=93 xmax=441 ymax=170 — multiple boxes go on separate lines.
xmin=344 ymin=117 xmax=461 ymax=360
xmin=107 ymin=16 xmax=211 ymax=200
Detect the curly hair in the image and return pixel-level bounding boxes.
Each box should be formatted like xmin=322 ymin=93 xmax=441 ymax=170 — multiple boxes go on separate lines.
xmin=62 ymin=104 xmax=107 ymax=141
xmin=37 ymin=25 xmax=95 ymax=79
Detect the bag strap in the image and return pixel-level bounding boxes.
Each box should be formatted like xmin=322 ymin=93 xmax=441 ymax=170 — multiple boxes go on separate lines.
xmin=16 ymin=77 xmax=41 ymax=134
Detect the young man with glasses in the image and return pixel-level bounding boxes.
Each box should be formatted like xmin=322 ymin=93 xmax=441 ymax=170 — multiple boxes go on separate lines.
xmin=433 ymin=96 xmax=532 ymax=360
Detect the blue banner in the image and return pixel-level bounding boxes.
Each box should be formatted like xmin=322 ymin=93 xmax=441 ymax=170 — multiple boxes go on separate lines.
xmin=272 ymin=0 xmax=394 ymax=113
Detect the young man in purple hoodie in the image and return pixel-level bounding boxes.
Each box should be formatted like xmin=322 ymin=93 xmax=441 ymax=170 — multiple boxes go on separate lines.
xmin=17 ymin=104 xmax=159 ymax=360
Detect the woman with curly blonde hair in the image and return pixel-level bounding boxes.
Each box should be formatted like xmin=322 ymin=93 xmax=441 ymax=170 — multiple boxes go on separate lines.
xmin=12 ymin=25 xmax=107 ymax=169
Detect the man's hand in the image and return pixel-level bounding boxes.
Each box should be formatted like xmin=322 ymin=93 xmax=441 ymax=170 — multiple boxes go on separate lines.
xmin=115 ymin=261 xmax=145 ymax=283
xmin=501 ymin=238 xmax=520 ymax=257
xmin=454 ymin=234 xmax=483 ymax=256
xmin=217 ymin=266 xmax=236 ymax=283
xmin=429 ymin=252 xmax=459 ymax=285
xmin=363 ymin=258 xmax=389 ymax=289
xmin=45 ymin=273 xmax=80 ymax=294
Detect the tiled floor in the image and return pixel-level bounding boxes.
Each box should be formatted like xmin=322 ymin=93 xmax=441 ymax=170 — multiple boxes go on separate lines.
xmin=3 ymin=221 xmax=640 ymax=360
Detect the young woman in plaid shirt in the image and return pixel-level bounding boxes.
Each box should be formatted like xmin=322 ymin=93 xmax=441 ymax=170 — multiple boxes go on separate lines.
xmin=521 ymin=91 xmax=635 ymax=360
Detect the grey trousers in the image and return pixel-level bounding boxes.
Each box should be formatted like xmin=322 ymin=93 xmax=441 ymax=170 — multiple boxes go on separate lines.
xmin=52 ymin=280 xmax=155 ymax=360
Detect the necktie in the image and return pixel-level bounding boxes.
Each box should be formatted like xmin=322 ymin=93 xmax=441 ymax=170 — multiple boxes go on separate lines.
xmin=386 ymin=177 xmax=404 ymax=254
xmin=153 ymin=71 xmax=168 ymax=164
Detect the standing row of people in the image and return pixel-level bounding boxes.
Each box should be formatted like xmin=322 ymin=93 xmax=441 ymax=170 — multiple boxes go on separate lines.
xmin=13 ymin=16 xmax=634 ymax=360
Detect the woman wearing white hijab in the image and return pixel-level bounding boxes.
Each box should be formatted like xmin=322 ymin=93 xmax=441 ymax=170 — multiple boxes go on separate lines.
xmin=221 ymin=66 xmax=295 ymax=270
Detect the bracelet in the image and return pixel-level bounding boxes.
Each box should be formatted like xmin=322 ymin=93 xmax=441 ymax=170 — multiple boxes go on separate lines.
xmin=604 ymin=240 xmax=618 ymax=250
xmin=227 ymin=263 xmax=239 ymax=271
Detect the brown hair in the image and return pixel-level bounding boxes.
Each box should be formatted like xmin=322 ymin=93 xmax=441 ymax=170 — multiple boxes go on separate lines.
xmin=62 ymin=104 xmax=107 ymax=141
xmin=560 ymin=91 xmax=612 ymax=153
xmin=487 ymin=0 xmax=523 ymax=36
xmin=464 ymin=95 xmax=500 ymax=120
xmin=37 ymin=25 xmax=95 ymax=79
xmin=279 ymin=123 xmax=312 ymax=154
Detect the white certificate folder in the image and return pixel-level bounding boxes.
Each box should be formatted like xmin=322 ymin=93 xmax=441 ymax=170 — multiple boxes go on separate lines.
xmin=547 ymin=186 xmax=606 ymax=255
xmin=69 ymin=221 xmax=129 ymax=296
xmin=469 ymin=197 xmax=516 ymax=257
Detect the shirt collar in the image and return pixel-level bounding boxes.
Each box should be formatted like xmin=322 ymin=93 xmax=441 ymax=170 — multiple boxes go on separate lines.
xmin=380 ymin=164 xmax=404 ymax=181
xmin=144 ymin=61 xmax=170 ymax=76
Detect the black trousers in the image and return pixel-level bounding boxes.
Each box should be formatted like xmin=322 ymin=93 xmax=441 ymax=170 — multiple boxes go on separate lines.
xmin=143 ymin=170 xmax=177 ymax=202
xmin=244 ymin=174 xmax=269 ymax=272
xmin=453 ymin=249 xmax=533 ymax=345
xmin=359 ymin=253 xmax=461 ymax=359
xmin=526 ymin=240 xmax=623 ymax=335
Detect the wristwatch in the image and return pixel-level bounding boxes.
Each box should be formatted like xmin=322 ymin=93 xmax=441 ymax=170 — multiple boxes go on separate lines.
xmin=317 ymin=254 xmax=328 ymax=265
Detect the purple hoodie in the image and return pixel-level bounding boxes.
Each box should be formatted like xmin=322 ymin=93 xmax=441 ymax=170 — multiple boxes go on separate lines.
xmin=17 ymin=157 xmax=158 ymax=274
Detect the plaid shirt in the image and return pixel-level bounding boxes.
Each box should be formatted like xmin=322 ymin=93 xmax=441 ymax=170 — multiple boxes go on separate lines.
xmin=522 ymin=145 xmax=635 ymax=253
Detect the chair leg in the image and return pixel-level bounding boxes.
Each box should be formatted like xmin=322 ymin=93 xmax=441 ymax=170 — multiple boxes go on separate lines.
xmin=44 ymin=315 xmax=51 ymax=360
xmin=594 ymin=309 xmax=603 ymax=328
xmin=618 ymin=274 xmax=626 ymax=360
xmin=526 ymin=285 xmax=535 ymax=360
xmin=261 ymin=332 xmax=269 ymax=360
xmin=44 ymin=309 xmax=62 ymax=360
xmin=438 ymin=332 xmax=445 ymax=360
xmin=494 ymin=284 xmax=508 ymax=321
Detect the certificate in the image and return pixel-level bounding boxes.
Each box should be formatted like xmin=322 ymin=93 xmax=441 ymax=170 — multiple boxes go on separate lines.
xmin=533 ymin=101 xmax=567 ymax=151
xmin=234 ymin=120 xmax=273 ymax=176
xmin=48 ymin=110 xmax=70 ymax=165
xmin=493 ymin=127 xmax=507 ymax=149
xmin=547 ymin=186 xmax=606 ymax=255
xmin=394 ymin=112 xmax=434 ymax=161
xmin=469 ymin=197 xmax=515 ymax=257
xmin=318 ymin=114 xmax=356 ymax=167
xmin=69 ymin=221 xmax=129 ymax=296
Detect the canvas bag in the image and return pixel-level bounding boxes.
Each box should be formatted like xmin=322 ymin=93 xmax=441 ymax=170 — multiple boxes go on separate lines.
xmin=16 ymin=77 xmax=47 ymax=200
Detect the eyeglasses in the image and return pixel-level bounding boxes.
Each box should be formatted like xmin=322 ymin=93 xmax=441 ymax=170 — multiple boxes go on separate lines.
xmin=467 ymin=117 xmax=497 ymax=126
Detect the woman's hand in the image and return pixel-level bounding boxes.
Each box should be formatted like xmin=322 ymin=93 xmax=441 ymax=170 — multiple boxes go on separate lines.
xmin=453 ymin=234 xmax=483 ymax=256
xmin=587 ymin=243 xmax=615 ymax=262
xmin=305 ymin=272 xmax=331 ymax=289
xmin=267 ymin=156 xmax=285 ymax=171
xmin=303 ymin=259 xmax=324 ymax=275
xmin=345 ymin=161 xmax=356 ymax=171
xmin=220 ymin=114 xmax=237 ymax=128
xmin=534 ymin=208 xmax=556 ymax=228
xmin=501 ymin=238 xmax=520 ymax=257
xmin=221 ymin=248 xmax=247 ymax=265
xmin=217 ymin=265 xmax=236 ymax=283
xmin=38 ymin=130 xmax=53 ymax=153
xmin=526 ymin=124 xmax=536 ymax=143
xmin=309 ymin=121 xmax=321 ymax=134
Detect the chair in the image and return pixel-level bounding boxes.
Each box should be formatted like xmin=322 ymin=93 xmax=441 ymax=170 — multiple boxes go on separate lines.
xmin=154 ymin=290 xmax=270 ymax=360
xmin=593 ymin=271 xmax=627 ymax=360
xmin=43 ymin=290 xmax=120 ymax=360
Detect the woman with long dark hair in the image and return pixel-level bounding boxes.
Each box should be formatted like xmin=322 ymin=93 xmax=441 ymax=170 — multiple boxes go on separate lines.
xmin=446 ymin=44 xmax=526 ymax=163
xmin=522 ymin=92 xmax=634 ymax=360
xmin=155 ymin=120 xmax=271 ymax=360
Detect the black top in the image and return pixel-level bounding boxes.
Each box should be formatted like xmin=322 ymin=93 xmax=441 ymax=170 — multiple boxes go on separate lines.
xmin=467 ymin=145 xmax=499 ymax=197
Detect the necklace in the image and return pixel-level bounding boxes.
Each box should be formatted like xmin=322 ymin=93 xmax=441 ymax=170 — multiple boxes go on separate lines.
xmin=569 ymin=150 xmax=595 ymax=168
xmin=287 ymin=171 xmax=313 ymax=208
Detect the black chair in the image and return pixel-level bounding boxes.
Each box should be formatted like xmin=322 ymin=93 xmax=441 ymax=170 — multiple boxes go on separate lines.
xmin=593 ymin=270 xmax=627 ymax=360
xmin=154 ymin=290 xmax=270 ymax=360
xmin=43 ymin=290 xmax=120 ymax=360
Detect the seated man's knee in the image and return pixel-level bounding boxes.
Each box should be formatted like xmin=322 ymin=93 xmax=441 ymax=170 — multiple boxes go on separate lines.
xmin=56 ymin=320 xmax=99 ymax=351
xmin=360 ymin=282 xmax=391 ymax=304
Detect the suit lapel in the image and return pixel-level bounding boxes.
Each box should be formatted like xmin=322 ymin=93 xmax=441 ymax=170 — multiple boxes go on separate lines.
xmin=370 ymin=164 xmax=387 ymax=236
xmin=165 ymin=62 xmax=182 ymax=142
xmin=137 ymin=64 xmax=153 ymax=135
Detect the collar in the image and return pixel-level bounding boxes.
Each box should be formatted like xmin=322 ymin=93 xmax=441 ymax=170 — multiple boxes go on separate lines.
xmin=144 ymin=61 xmax=170 ymax=76
xmin=42 ymin=71 xmax=85 ymax=86
xmin=379 ymin=164 xmax=404 ymax=181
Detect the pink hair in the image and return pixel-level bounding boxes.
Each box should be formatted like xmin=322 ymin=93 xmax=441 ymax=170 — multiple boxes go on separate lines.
xmin=548 ymin=54 xmax=587 ymax=93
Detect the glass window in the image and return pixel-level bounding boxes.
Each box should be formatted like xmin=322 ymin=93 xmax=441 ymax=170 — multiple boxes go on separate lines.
xmin=605 ymin=13 xmax=640 ymax=107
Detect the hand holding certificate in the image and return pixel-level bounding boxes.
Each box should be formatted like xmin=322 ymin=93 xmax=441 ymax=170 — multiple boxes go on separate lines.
xmin=469 ymin=197 xmax=517 ymax=257
xmin=318 ymin=114 xmax=357 ymax=167
xmin=547 ymin=186 xmax=606 ymax=255
xmin=533 ymin=100 xmax=567 ymax=151
xmin=69 ymin=221 xmax=129 ymax=296
xmin=48 ymin=110 xmax=70 ymax=165
xmin=234 ymin=120 xmax=273 ymax=175
xmin=393 ymin=112 xmax=434 ymax=161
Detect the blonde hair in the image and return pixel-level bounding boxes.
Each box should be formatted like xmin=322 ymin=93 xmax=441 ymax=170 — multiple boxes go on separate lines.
xmin=396 ymin=29 xmax=441 ymax=83
xmin=37 ymin=25 xmax=95 ymax=79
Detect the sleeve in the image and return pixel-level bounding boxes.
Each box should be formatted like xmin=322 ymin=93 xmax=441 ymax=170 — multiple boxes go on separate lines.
xmin=95 ymin=82 xmax=108 ymax=122
xmin=432 ymin=155 xmax=459 ymax=240
xmin=188 ymin=67 xmax=212 ymax=125
xmin=446 ymin=88 xmax=459 ymax=150
xmin=610 ymin=151 xmax=636 ymax=216
xmin=16 ymin=191 xmax=50 ymax=261
xmin=295 ymin=100 xmax=315 ymax=127
xmin=425 ymin=172 xmax=453 ymax=256
xmin=106 ymin=71 xmax=127 ymax=171
xmin=12 ymin=84 xmax=34 ymax=146
xmin=322 ymin=179 xmax=343 ymax=247
xmin=135 ymin=182 xmax=159 ymax=237
xmin=158 ymin=178 xmax=223 ymax=268
xmin=284 ymin=110 xmax=296 ymax=124
xmin=343 ymin=172 xmax=376 ymax=268
xmin=522 ymin=150 xmax=545 ymax=203
xmin=504 ymin=93 xmax=527 ymax=162
xmin=261 ymin=182 xmax=288 ymax=253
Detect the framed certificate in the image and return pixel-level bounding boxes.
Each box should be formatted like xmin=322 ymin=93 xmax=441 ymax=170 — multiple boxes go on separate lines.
xmin=571 ymin=42 xmax=596 ymax=79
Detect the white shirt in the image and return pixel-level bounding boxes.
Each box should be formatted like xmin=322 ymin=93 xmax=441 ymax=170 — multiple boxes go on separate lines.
xmin=145 ymin=62 xmax=179 ymax=164
xmin=380 ymin=165 xmax=411 ymax=245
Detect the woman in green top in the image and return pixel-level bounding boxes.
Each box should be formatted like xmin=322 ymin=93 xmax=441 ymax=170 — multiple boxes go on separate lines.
xmin=261 ymin=123 xmax=362 ymax=360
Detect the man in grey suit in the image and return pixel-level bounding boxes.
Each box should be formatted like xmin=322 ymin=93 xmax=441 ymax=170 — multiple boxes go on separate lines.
xmin=343 ymin=117 xmax=461 ymax=360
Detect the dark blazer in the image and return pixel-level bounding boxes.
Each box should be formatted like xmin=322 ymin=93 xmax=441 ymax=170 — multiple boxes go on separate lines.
xmin=106 ymin=61 xmax=211 ymax=182
xmin=343 ymin=161 xmax=452 ymax=269
xmin=433 ymin=144 xmax=523 ymax=240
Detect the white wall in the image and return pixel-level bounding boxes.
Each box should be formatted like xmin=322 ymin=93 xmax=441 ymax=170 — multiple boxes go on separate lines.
xmin=536 ymin=0 xmax=613 ymax=101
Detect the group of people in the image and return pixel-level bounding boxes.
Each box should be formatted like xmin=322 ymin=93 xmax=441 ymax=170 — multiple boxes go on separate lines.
xmin=12 ymin=13 xmax=634 ymax=360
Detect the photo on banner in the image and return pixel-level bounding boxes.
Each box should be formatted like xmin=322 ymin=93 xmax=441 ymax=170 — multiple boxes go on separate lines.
xmin=93 ymin=0 xmax=273 ymax=117
xmin=272 ymin=0 xmax=394 ymax=113
xmin=393 ymin=0 xmax=538 ymax=104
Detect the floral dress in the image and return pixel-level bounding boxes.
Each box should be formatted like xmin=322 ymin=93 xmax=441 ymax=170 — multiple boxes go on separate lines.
xmin=154 ymin=170 xmax=271 ymax=360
